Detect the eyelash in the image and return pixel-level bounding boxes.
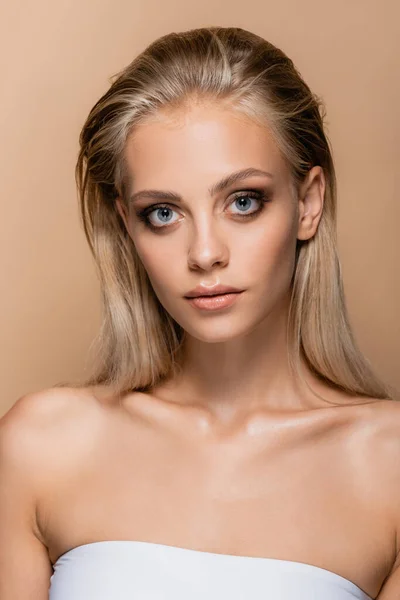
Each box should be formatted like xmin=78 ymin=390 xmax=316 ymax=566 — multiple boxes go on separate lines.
xmin=135 ymin=189 xmax=271 ymax=231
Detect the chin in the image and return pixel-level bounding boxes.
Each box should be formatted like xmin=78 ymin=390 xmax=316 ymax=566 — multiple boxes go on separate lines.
xmin=180 ymin=319 xmax=256 ymax=344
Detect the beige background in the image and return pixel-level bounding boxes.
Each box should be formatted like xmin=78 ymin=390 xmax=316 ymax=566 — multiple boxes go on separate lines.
xmin=1 ymin=0 xmax=399 ymax=416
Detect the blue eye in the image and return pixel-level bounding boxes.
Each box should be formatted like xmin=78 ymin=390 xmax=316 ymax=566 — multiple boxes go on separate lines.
xmin=136 ymin=189 xmax=269 ymax=231
xmin=229 ymin=192 xmax=265 ymax=216
xmin=136 ymin=205 xmax=180 ymax=229
xmin=151 ymin=206 xmax=178 ymax=226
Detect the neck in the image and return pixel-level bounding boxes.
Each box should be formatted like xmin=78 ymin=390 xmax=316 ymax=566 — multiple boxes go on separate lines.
xmin=158 ymin=296 xmax=330 ymax=426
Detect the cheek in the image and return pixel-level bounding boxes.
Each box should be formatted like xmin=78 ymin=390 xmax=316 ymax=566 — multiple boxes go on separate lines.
xmin=237 ymin=215 xmax=297 ymax=285
xmin=133 ymin=237 xmax=182 ymax=297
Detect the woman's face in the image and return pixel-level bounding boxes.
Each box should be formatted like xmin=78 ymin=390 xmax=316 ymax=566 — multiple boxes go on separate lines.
xmin=117 ymin=103 xmax=324 ymax=342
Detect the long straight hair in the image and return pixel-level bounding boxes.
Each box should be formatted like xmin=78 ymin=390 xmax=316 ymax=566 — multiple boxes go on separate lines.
xmin=68 ymin=26 xmax=395 ymax=402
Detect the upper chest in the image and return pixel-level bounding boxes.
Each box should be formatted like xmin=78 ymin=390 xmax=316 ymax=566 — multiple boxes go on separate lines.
xmin=40 ymin=398 xmax=399 ymax=598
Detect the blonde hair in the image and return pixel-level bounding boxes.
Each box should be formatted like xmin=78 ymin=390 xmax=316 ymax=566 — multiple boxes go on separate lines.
xmin=69 ymin=26 xmax=395 ymax=402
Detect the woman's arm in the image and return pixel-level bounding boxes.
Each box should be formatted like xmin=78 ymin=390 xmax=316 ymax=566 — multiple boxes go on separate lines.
xmin=0 ymin=395 xmax=53 ymax=599
xmin=376 ymin=417 xmax=400 ymax=599
xmin=377 ymin=557 xmax=400 ymax=598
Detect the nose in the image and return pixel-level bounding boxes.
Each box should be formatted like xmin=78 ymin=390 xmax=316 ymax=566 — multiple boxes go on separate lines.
xmin=187 ymin=218 xmax=229 ymax=272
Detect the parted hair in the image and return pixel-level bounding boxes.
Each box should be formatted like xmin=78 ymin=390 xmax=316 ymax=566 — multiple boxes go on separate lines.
xmin=68 ymin=26 xmax=394 ymax=402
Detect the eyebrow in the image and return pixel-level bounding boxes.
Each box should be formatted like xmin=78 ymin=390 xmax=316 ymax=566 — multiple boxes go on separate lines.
xmin=129 ymin=167 xmax=273 ymax=204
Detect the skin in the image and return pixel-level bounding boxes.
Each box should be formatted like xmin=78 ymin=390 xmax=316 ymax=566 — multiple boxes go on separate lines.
xmin=116 ymin=102 xmax=331 ymax=431
xmin=1 ymin=102 xmax=399 ymax=599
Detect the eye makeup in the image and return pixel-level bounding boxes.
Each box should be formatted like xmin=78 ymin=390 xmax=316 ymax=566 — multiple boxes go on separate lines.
xmin=134 ymin=187 xmax=272 ymax=232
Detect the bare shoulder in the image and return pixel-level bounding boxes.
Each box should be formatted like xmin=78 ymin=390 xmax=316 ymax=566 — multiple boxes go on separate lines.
xmin=372 ymin=397 xmax=400 ymax=488
xmin=351 ymin=397 xmax=400 ymax=467
xmin=0 ymin=386 xmax=111 ymax=491
xmin=0 ymin=387 xmax=107 ymax=596
xmin=356 ymin=397 xmax=400 ymax=444
xmin=356 ymin=399 xmax=400 ymax=554
xmin=1 ymin=385 xmax=87 ymax=423
xmin=0 ymin=386 xmax=99 ymax=446
xmin=360 ymin=401 xmax=400 ymax=600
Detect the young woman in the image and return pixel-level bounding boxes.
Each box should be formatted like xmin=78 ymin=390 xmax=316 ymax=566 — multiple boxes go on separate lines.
xmin=0 ymin=26 xmax=399 ymax=600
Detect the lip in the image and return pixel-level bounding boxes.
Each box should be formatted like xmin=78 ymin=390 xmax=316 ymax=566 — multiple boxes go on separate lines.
xmin=184 ymin=284 xmax=243 ymax=298
xmin=186 ymin=291 xmax=243 ymax=311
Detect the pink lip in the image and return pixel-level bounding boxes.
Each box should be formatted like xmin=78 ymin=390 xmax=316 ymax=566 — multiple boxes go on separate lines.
xmin=185 ymin=291 xmax=243 ymax=311
xmin=185 ymin=284 xmax=243 ymax=298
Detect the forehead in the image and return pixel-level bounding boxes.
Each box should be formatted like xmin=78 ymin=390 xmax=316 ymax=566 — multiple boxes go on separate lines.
xmin=124 ymin=103 xmax=287 ymax=189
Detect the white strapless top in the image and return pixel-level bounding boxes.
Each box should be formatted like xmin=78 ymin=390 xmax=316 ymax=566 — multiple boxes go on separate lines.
xmin=49 ymin=540 xmax=374 ymax=599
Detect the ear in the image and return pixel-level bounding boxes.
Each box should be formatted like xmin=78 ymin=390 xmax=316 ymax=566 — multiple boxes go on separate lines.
xmin=115 ymin=197 xmax=131 ymax=235
xmin=297 ymin=166 xmax=325 ymax=241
